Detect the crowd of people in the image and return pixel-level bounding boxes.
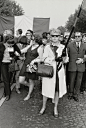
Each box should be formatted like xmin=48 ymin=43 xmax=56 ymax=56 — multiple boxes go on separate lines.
xmin=0 ymin=28 xmax=86 ymax=118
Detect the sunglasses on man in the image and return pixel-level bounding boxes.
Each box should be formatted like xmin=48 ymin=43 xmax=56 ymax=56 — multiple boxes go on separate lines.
xmin=75 ymin=36 xmax=81 ymax=38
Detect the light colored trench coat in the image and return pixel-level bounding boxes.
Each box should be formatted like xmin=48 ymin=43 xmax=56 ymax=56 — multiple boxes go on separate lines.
xmin=42 ymin=44 xmax=67 ymax=99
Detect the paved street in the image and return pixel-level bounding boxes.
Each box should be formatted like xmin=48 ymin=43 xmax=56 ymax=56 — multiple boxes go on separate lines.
xmin=0 ymin=81 xmax=86 ymax=128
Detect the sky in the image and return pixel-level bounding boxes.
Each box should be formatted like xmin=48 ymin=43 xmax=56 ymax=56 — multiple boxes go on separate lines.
xmin=14 ymin=0 xmax=83 ymax=29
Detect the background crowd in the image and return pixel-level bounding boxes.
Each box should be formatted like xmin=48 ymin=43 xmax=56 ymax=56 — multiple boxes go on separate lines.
xmin=0 ymin=28 xmax=86 ymax=118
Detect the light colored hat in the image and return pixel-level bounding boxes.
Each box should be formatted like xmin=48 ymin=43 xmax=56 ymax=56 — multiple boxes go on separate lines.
xmin=50 ymin=28 xmax=61 ymax=35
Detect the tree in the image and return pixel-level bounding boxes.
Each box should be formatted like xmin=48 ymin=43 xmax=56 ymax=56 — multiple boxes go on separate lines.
xmin=0 ymin=0 xmax=24 ymax=16
xmin=65 ymin=6 xmax=86 ymax=33
xmin=57 ymin=26 xmax=67 ymax=35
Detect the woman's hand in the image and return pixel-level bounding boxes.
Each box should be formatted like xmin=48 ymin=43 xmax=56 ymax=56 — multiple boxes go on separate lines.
xmin=63 ymin=56 xmax=69 ymax=63
xmin=26 ymin=64 xmax=32 ymax=73
xmin=30 ymin=61 xmax=34 ymax=66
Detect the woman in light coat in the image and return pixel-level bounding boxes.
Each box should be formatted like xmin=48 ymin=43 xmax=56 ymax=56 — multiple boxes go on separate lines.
xmin=39 ymin=29 xmax=68 ymax=117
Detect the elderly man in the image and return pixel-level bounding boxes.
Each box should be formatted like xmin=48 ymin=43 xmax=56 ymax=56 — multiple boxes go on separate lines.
xmin=67 ymin=32 xmax=86 ymax=102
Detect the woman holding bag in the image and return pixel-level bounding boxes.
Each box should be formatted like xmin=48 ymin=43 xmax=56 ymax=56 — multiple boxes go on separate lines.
xmin=19 ymin=34 xmax=42 ymax=101
xmin=39 ymin=29 xmax=68 ymax=117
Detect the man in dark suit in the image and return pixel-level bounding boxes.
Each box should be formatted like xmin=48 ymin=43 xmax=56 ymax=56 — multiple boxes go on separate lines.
xmin=0 ymin=34 xmax=4 ymax=83
xmin=80 ymin=33 xmax=86 ymax=93
xmin=67 ymin=32 xmax=86 ymax=102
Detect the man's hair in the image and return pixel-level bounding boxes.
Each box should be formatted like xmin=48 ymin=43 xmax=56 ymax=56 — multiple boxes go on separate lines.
xmin=26 ymin=29 xmax=33 ymax=35
xmin=42 ymin=32 xmax=47 ymax=39
xmin=18 ymin=29 xmax=22 ymax=35
xmin=75 ymin=32 xmax=82 ymax=36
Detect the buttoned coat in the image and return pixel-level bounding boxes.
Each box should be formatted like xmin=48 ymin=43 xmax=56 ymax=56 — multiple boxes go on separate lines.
xmin=67 ymin=41 xmax=86 ymax=72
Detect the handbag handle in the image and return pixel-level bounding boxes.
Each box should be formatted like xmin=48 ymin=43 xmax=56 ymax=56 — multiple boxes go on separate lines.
xmin=43 ymin=57 xmax=51 ymax=66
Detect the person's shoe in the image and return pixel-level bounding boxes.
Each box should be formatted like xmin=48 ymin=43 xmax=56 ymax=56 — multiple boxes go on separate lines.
xmin=6 ymin=95 xmax=10 ymax=101
xmin=24 ymin=95 xmax=30 ymax=101
xmin=0 ymin=80 xmax=2 ymax=83
xmin=68 ymin=95 xmax=73 ymax=100
xmin=16 ymin=88 xmax=21 ymax=94
xmin=38 ymin=108 xmax=46 ymax=116
xmin=83 ymin=91 xmax=86 ymax=95
xmin=53 ymin=108 xmax=58 ymax=118
xmin=53 ymin=113 xmax=58 ymax=118
xmin=2 ymin=93 xmax=6 ymax=98
xmin=80 ymin=91 xmax=84 ymax=94
xmin=73 ymin=97 xmax=79 ymax=102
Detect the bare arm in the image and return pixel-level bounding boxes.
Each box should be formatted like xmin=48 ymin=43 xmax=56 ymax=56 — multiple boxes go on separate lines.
xmin=30 ymin=46 xmax=44 ymax=64
xmin=21 ymin=45 xmax=31 ymax=54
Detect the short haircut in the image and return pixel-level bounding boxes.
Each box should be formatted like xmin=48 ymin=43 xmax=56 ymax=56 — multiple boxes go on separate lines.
xmin=18 ymin=29 xmax=22 ymax=35
xmin=42 ymin=32 xmax=47 ymax=39
xmin=75 ymin=32 xmax=82 ymax=36
xmin=26 ymin=29 xmax=33 ymax=35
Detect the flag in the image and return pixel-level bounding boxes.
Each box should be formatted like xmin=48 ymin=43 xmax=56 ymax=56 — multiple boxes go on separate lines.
xmin=0 ymin=16 xmax=14 ymax=34
xmin=33 ymin=18 xmax=50 ymax=36
xmin=82 ymin=0 xmax=86 ymax=10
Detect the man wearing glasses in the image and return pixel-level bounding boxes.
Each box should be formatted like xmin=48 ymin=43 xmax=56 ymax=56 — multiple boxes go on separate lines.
xmin=67 ymin=32 xmax=86 ymax=102
xmin=80 ymin=33 xmax=86 ymax=94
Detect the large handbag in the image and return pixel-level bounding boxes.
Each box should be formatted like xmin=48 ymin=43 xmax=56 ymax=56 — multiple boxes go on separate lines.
xmin=36 ymin=63 xmax=54 ymax=78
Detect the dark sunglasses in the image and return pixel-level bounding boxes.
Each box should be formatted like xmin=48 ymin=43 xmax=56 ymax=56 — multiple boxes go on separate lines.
xmin=51 ymin=35 xmax=60 ymax=37
xmin=75 ymin=36 xmax=81 ymax=38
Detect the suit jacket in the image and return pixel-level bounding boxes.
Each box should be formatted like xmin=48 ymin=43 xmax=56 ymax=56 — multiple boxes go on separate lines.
xmin=67 ymin=41 xmax=86 ymax=72
xmin=0 ymin=42 xmax=5 ymax=61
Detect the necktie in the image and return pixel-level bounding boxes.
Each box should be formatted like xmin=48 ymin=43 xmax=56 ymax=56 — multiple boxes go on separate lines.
xmin=77 ymin=42 xmax=79 ymax=53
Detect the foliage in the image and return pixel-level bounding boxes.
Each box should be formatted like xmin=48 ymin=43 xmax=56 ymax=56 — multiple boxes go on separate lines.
xmin=0 ymin=0 xmax=24 ymax=16
xmin=65 ymin=6 xmax=86 ymax=33
xmin=57 ymin=26 xmax=67 ymax=35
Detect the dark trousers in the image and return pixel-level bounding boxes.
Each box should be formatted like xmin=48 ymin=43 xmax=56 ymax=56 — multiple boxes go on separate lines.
xmin=64 ymin=63 xmax=69 ymax=92
xmin=0 ymin=61 xmax=2 ymax=81
xmin=1 ymin=63 xmax=11 ymax=96
xmin=68 ymin=71 xmax=83 ymax=97
xmin=80 ymin=70 xmax=86 ymax=91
